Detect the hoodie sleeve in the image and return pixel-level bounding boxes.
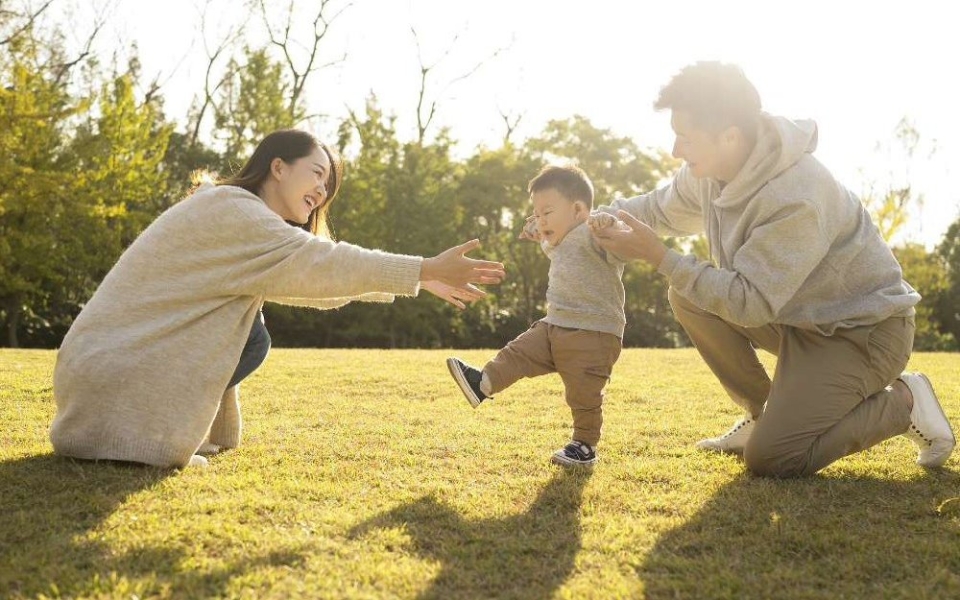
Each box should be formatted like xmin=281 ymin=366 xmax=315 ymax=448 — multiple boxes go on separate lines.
xmin=598 ymin=165 xmax=705 ymax=236
xmin=657 ymin=200 xmax=829 ymax=328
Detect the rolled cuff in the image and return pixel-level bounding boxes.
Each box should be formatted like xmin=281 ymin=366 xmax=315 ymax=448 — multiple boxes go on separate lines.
xmin=379 ymin=254 xmax=423 ymax=297
xmin=657 ymin=248 xmax=683 ymax=277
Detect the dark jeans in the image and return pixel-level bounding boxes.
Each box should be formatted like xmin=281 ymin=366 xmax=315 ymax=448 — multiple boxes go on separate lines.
xmin=227 ymin=311 xmax=271 ymax=389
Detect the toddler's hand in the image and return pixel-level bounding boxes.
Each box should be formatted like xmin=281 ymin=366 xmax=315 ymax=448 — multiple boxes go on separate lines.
xmin=588 ymin=211 xmax=619 ymax=231
xmin=519 ymin=215 xmax=540 ymax=241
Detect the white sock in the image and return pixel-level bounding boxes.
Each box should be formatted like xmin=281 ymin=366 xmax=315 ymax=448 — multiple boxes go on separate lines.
xmin=480 ymin=372 xmax=492 ymax=396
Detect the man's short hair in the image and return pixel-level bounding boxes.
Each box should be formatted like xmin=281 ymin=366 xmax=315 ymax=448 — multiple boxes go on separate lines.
xmin=527 ymin=164 xmax=594 ymax=209
xmin=655 ymin=61 xmax=762 ymax=140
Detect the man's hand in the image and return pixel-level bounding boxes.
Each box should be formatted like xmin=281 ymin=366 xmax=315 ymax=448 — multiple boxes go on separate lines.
xmin=591 ymin=210 xmax=668 ymax=267
xmin=421 ymin=280 xmax=486 ymax=310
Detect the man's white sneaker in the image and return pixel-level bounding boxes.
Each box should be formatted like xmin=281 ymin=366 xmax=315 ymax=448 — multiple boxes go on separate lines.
xmin=901 ymin=373 xmax=955 ymax=468
xmin=197 ymin=442 xmax=222 ymax=456
xmin=187 ymin=454 xmax=209 ymax=468
xmin=696 ymin=416 xmax=756 ymax=454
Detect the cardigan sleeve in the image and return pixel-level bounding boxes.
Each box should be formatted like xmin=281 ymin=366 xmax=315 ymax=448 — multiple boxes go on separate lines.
xmin=266 ymin=292 xmax=397 ymax=310
xmin=198 ymin=188 xmax=423 ymax=300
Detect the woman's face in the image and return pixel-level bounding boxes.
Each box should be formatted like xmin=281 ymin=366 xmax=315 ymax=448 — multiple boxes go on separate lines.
xmin=267 ymin=146 xmax=332 ymax=224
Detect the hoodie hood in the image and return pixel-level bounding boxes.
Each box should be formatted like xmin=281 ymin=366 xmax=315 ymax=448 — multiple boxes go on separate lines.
xmin=716 ymin=113 xmax=818 ymax=208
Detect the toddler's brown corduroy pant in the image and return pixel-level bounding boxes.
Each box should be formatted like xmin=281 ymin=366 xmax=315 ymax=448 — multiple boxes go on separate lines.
xmin=484 ymin=321 xmax=622 ymax=447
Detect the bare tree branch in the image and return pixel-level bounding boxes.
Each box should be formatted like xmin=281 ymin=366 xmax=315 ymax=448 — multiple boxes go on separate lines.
xmin=409 ymin=25 xmax=513 ymax=145
xmin=497 ymin=105 xmax=524 ymax=146
xmin=0 ymin=0 xmax=54 ymax=46
xmin=189 ymin=0 xmax=248 ymax=144
xmin=258 ymin=0 xmax=350 ymax=124
xmin=51 ymin=1 xmax=111 ymax=85
xmin=139 ymin=45 xmax=192 ymax=108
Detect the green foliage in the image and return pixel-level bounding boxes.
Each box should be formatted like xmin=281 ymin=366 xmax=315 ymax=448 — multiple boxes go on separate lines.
xmin=1 ymin=18 xmax=948 ymax=353
xmin=860 ymin=118 xmax=928 ymax=245
xmin=934 ymin=220 xmax=960 ymax=345
xmin=215 ymin=47 xmax=302 ymax=168
xmin=526 ymin=114 xmax=678 ymax=201
xmin=263 ymin=112 xmax=686 ymax=349
xmin=4 ymin=348 xmax=960 ymax=598
xmin=894 ymin=243 xmax=956 ymax=350
xmin=0 ymin=28 xmax=89 ymax=346
xmin=0 ymin=22 xmax=172 ymax=347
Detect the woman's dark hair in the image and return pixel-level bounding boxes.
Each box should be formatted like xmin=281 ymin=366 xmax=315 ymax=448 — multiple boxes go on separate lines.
xmin=218 ymin=129 xmax=345 ymax=237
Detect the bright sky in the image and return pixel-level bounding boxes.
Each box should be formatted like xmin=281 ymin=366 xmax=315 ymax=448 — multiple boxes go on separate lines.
xmin=95 ymin=0 xmax=958 ymax=248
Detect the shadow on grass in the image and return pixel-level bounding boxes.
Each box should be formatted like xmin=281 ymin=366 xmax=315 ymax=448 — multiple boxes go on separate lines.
xmin=0 ymin=454 xmax=307 ymax=598
xmin=350 ymin=468 xmax=592 ymax=599
xmin=637 ymin=468 xmax=960 ymax=599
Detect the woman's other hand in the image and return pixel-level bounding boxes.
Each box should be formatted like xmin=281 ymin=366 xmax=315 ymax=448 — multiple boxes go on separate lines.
xmin=421 ymin=280 xmax=486 ymax=309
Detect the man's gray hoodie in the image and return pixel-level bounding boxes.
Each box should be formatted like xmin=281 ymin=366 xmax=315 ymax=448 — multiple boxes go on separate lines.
xmin=606 ymin=114 xmax=919 ymax=335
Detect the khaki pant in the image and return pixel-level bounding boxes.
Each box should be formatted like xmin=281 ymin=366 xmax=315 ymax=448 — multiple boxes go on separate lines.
xmin=484 ymin=321 xmax=622 ymax=446
xmin=669 ymin=288 xmax=915 ymax=477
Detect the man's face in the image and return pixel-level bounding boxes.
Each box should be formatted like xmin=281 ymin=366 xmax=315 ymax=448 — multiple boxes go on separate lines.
xmin=669 ymin=110 xmax=729 ymax=181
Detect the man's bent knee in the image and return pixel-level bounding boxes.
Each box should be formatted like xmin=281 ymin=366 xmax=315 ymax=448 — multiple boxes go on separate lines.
xmin=743 ymin=439 xmax=812 ymax=478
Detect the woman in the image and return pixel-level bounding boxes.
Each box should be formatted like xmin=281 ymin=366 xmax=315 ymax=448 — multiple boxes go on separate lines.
xmin=50 ymin=129 xmax=505 ymax=468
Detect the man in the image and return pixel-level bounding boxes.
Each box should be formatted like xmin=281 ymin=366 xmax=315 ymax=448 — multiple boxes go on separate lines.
xmin=593 ymin=61 xmax=954 ymax=477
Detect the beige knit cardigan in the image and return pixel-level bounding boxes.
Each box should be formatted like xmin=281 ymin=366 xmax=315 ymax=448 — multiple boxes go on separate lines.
xmin=51 ymin=184 xmax=422 ymax=467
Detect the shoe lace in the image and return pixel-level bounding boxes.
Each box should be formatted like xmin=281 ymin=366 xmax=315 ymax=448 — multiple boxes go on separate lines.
xmin=909 ymin=423 xmax=932 ymax=445
xmin=569 ymin=441 xmax=593 ymax=458
xmin=720 ymin=418 xmax=752 ymax=439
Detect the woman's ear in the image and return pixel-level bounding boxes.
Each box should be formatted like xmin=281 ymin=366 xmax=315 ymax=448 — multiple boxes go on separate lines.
xmin=270 ymin=157 xmax=286 ymax=180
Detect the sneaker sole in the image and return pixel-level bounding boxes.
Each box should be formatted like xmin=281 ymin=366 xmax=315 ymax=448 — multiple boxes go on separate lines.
xmin=446 ymin=358 xmax=482 ymax=408
xmin=550 ymin=453 xmax=597 ymax=467
xmin=914 ymin=373 xmax=956 ymax=467
xmin=694 ymin=440 xmax=746 ymax=455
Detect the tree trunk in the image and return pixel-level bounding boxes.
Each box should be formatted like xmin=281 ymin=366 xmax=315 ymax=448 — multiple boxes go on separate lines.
xmin=5 ymin=300 xmax=21 ymax=348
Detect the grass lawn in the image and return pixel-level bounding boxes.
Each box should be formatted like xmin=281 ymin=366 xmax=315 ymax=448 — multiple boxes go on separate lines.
xmin=2 ymin=348 xmax=960 ymax=599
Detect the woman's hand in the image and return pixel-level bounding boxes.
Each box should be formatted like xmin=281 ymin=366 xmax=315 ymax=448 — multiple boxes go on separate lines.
xmin=421 ymin=280 xmax=486 ymax=309
xmin=420 ymin=239 xmax=505 ymax=287
xmin=591 ymin=210 xmax=668 ymax=267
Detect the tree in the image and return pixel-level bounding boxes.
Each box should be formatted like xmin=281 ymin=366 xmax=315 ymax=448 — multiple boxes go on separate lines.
xmin=214 ymin=46 xmax=300 ymax=166
xmin=860 ymin=118 xmax=930 ymax=244
xmin=0 ymin=24 xmax=88 ymax=346
xmin=408 ymin=24 xmax=509 ymax=145
xmin=934 ymin=220 xmax=960 ymax=347
xmin=264 ymin=96 xmax=466 ymax=348
xmin=258 ymin=0 xmax=349 ymax=123
xmin=453 ymin=144 xmax=543 ymax=346
xmin=893 ymin=243 xmax=954 ymax=351
xmin=0 ymin=8 xmax=172 ymax=346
